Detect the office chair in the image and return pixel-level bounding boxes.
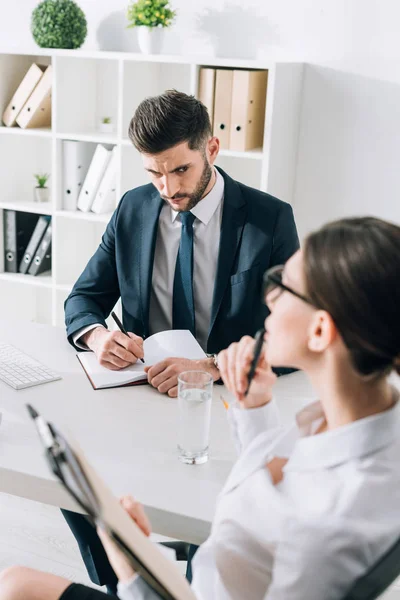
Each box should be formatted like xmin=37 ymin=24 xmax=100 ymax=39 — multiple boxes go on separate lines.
xmin=342 ymin=535 xmax=400 ymax=600
xmin=163 ymin=537 xmax=400 ymax=600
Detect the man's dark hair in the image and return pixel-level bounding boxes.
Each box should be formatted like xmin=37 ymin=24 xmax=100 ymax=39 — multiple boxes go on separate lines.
xmin=128 ymin=89 xmax=212 ymax=154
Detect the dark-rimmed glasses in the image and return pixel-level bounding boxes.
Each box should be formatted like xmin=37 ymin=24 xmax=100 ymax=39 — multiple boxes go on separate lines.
xmin=262 ymin=264 xmax=316 ymax=307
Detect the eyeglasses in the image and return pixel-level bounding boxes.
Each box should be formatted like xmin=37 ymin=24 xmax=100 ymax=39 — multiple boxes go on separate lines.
xmin=262 ymin=265 xmax=316 ymax=307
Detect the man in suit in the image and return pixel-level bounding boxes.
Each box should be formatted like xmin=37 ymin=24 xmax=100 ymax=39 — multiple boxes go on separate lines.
xmin=63 ymin=90 xmax=299 ymax=593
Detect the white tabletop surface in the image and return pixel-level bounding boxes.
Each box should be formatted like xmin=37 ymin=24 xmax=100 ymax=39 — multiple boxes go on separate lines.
xmin=0 ymin=319 xmax=316 ymax=544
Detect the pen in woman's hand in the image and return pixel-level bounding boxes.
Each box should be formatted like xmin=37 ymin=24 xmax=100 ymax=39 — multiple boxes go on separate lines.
xmin=110 ymin=311 xmax=145 ymax=364
xmin=245 ymin=328 xmax=265 ymax=396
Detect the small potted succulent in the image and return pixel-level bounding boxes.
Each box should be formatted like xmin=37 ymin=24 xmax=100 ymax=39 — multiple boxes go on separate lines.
xmin=99 ymin=116 xmax=114 ymax=134
xmin=127 ymin=0 xmax=176 ymax=55
xmin=34 ymin=173 xmax=50 ymax=203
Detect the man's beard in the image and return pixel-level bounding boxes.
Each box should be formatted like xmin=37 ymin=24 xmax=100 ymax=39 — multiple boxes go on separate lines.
xmin=162 ymin=160 xmax=213 ymax=212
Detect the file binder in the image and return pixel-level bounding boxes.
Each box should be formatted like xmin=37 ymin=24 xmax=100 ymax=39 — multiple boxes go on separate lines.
xmin=77 ymin=144 xmax=113 ymax=212
xmin=16 ymin=64 xmax=52 ymax=129
xmin=198 ymin=67 xmax=216 ymax=124
xmin=229 ymin=69 xmax=268 ymax=152
xmin=2 ymin=63 xmax=46 ymax=127
xmin=28 ymin=222 xmax=52 ymax=276
xmin=213 ymin=69 xmax=234 ymax=149
xmin=91 ymin=146 xmax=118 ymax=214
xmin=3 ymin=211 xmax=39 ymax=273
xmin=62 ymin=140 xmax=95 ymax=211
xmin=19 ymin=215 xmax=50 ymax=274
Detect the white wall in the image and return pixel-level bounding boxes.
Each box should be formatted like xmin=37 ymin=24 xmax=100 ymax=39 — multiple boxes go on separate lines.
xmin=1 ymin=0 xmax=400 ymax=237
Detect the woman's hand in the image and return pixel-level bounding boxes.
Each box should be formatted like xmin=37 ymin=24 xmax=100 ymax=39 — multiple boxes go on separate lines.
xmin=218 ymin=335 xmax=276 ymax=408
xmin=97 ymin=495 xmax=151 ymax=583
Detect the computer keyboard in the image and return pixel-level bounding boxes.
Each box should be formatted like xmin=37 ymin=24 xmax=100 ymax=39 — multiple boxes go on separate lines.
xmin=0 ymin=343 xmax=62 ymax=390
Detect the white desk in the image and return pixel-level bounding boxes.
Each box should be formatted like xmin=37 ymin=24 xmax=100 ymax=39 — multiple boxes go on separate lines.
xmin=0 ymin=319 xmax=315 ymax=545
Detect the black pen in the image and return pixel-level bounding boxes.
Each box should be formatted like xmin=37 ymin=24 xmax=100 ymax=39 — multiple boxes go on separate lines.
xmin=111 ymin=311 xmax=145 ymax=364
xmin=26 ymin=404 xmax=55 ymax=449
xmin=245 ymin=328 xmax=265 ymax=396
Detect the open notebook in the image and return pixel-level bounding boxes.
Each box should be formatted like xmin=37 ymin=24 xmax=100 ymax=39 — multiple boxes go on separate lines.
xmin=28 ymin=406 xmax=196 ymax=600
xmin=77 ymin=329 xmax=206 ymax=390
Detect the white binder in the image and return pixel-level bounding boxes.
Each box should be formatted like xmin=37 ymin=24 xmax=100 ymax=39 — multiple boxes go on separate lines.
xmin=16 ymin=64 xmax=52 ymax=129
xmin=2 ymin=63 xmax=46 ymax=127
xmin=77 ymin=144 xmax=112 ymax=212
xmin=91 ymin=146 xmax=118 ymax=214
xmin=62 ymin=141 xmax=95 ymax=211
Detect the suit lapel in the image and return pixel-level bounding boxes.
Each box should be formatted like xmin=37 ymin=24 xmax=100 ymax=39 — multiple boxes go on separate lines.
xmin=139 ymin=190 xmax=163 ymax=337
xmin=209 ymin=169 xmax=247 ymax=336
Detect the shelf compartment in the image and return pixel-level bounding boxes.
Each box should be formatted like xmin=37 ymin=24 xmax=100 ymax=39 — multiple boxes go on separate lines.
xmin=53 ymin=216 xmax=108 ymax=286
xmin=0 ymin=278 xmax=52 ymax=324
xmin=121 ymin=144 xmax=149 ymax=195
xmin=55 ymin=57 xmax=119 ymax=136
xmin=122 ymin=61 xmax=192 ymax=138
xmin=215 ymin=154 xmax=262 ymax=189
xmin=0 ymin=135 xmax=52 ymax=208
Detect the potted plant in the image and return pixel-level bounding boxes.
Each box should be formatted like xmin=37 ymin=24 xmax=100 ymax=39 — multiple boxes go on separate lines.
xmin=34 ymin=173 xmax=50 ymax=203
xmin=99 ymin=117 xmax=114 ymax=134
xmin=31 ymin=0 xmax=87 ymax=49
xmin=127 ymin=0 xmax=176 ymax=55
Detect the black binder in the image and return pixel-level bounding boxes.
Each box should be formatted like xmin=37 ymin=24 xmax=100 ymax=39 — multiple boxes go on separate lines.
xmin=28 ymin=222 xmax=52 ymax=276
xmin=3 ymin=210 xmax=39 ymax=273
xmin=19 ymin=215 xmax=50 ymax=274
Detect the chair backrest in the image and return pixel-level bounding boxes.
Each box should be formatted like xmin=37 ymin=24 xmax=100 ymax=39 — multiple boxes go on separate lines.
xmin=342 ymin=536 xmax=400 ymax=600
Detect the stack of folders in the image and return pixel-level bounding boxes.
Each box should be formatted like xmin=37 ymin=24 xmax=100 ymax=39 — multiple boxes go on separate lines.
xmin=198 ymin=67 xmax=268 ymax=151
xmin=2 ymin=63 xmax=52 ymax=129
xmin=3 ymin=211 xmax=52 ymax=276
xmin=67 ymin=143 xmax=118 ymax=214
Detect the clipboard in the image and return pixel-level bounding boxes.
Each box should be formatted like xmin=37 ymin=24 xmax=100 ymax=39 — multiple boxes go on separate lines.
xmin=27 ymin=404 xmax=196 ymax=600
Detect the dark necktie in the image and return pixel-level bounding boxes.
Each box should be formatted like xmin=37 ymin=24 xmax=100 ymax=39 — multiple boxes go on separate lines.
xmin=172 ymin=211 xmax=196 ymax=336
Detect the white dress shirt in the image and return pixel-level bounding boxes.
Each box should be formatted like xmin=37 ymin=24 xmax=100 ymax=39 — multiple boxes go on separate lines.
xmin=73 ymin=169 xmax=224 ymax=352
xmin=118 ymin=388 xmax=400 ymax=600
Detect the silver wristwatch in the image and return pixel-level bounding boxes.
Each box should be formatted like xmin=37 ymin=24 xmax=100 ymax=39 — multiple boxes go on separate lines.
xmin=206 ymin=353 xmax=219 ymax=370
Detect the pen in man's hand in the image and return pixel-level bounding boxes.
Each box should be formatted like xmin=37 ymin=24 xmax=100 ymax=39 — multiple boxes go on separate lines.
xmin=110 ymin=311 xmax=145 ymax=364
xmin=245 ymin=328 xmax=265 ymax=396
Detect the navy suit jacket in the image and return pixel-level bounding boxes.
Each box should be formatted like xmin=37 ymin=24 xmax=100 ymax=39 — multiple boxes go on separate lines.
xmin=65 ymin=168 xmax=299 ymax=354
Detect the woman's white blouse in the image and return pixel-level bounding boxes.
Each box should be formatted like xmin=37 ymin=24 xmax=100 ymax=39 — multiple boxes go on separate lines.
xmin=118 ymin=389 xmax=400 ymax=600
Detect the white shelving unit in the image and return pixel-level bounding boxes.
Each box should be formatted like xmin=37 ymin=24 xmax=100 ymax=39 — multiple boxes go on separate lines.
xmin=0 ymin=48 xmax=303 ymax=328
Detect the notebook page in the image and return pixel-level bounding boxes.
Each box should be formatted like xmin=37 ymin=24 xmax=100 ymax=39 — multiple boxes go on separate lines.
xmin=78 ymin=330 xmax=206 ymax=389
xmin=143 ymin=330 xmax=206 ymax=364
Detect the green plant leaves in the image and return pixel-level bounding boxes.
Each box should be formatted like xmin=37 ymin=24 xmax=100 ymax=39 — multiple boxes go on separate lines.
xmin=127 ymin=0 xmax=176 ymax=29
xmin=31 ymin=0 xmax=87 ymax=49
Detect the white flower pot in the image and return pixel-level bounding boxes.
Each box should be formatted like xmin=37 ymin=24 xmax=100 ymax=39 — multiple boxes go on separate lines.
xmin=99 ymin=121 xmax=114 ymax=134
xmin=34 ymin=187 xmax=49 ymax=203
xmin=137 ymin=26 xmax=164 ymax=55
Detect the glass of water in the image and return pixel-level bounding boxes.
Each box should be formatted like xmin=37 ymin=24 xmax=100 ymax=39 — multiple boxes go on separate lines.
xmin=177 ymin=370 xmax=213 ymax=465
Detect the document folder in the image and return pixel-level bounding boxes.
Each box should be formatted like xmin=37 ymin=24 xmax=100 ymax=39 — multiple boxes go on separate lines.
xmin=229 ymin=69 xmax=268 ymax=152
xmin=62 ymin=140 xmax=95 ymax=211
xmin=77 ymin=144 xmax=113 ymax=212
xmin=29 ymin=406 xmax=196 ymax=600
xmin=213 ymin=69 xmax=234 ymax=149
xmin=2 ymin=63 xmax=46 ymax=127
xmin=28 ymin=222 xmax=52 ymax=276
xmin=16 ymin=64 xmax=52 ymax=129
xmin=3 ymin=211 xmax=39 ymax=273
xmin=91 ymin=146 xmax=118 ymax=214
xmin=19 ymin=215 xmax=50 ymax=274
xmin=198 ymin=67 xmax=216 ymax=124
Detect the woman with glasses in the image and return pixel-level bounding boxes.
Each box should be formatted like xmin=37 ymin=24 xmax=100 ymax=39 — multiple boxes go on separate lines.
xmin=1 ymin=216 xmax=400 ymax=600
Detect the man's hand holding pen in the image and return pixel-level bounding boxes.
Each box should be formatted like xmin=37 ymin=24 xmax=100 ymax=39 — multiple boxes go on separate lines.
xmin=218 ymin=333 xmax=276 ymax=409
xmin=83 ymin=326 xmax=145 ymax=370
